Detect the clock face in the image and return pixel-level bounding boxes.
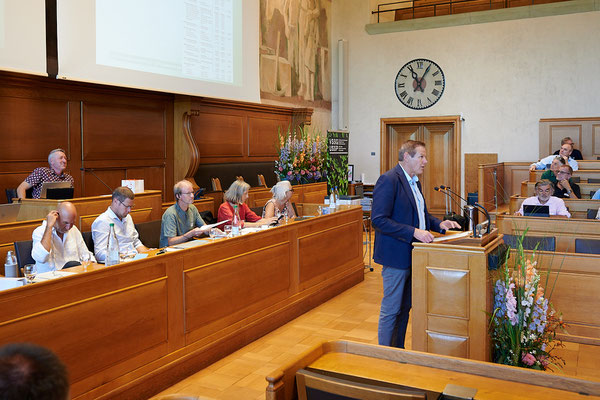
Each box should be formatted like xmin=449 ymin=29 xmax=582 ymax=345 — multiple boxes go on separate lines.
xmin=395 ymin=59 xmax=445 ymax=110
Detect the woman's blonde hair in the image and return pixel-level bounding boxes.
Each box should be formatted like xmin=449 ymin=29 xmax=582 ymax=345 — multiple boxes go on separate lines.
xmin=224 ymin=180 xmax=250 ymax=204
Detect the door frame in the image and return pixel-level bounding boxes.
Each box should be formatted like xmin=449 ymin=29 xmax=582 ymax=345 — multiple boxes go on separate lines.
xmin=380 ymin=115 xmax=462 ymax=197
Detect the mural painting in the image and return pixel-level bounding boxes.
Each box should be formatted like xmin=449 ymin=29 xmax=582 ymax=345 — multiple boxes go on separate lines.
xmin=259 ymin=0 xmax=331 ymax=109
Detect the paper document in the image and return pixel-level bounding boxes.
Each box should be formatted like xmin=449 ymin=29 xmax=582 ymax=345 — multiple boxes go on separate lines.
xmin=170 ymin=238 xmax=212 ymax=250
xmin=34 ymin=270 xmax=77 ymax=282
xmin=204 ymin=220 xmax=230 ymax=230
xmin=433 ymin=230 xmax=473 ymax=242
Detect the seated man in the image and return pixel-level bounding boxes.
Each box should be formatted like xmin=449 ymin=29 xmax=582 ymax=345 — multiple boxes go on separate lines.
xmin=530 ymin=142 xmax=579 ymax=172
xmin=552 ymin=165 xmax=580 ymax=199
xmin=0 ymin=342 xmax=69 ymax=400
xmin=553 ymin=136 xmax=583 ymax=160
xmin=31 ymin=201 xmax=95 ymax=273
xmin=515 ymin=180 xmax=570 ymax=217
xmin=160 ymin=180 xmax=210 ymax=247
xmin=92 ymin=186 xmax=150 ymax=262
xmin=17 ymin=148 xmax=74 ymax=199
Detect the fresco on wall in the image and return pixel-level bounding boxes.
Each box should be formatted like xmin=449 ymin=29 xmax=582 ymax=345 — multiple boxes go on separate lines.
xmin=260 ymin=0 xmax=331 ymax=109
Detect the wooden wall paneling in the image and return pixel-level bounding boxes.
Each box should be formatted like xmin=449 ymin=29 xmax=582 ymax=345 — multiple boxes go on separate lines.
xmin=192 ymin=111 xmax=245 ymax=160
xmin=422 ymin=123 xmax=455 ymax=215
xmin=126 ymin=166 xmax=166 ymax=194
xmin=539 ymin=117 xmax=600 ymax=160
xmin=82 ymin=102 xmax=167 ymax=161
xmin=69 ymin=101 xmax=83 ymax=197
xmin=248 ymin=115 xmax=291 ymax=158
xmin=379 ymin=123 xmax=419 ymax=174
xmin=464 ymin=153 xmax=497 ymax=197
xmin=82 ymin=168 xmax=127 ymax=197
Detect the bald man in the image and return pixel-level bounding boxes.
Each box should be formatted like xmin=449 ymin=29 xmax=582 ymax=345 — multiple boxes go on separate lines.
xmin=31 ymin=202 xmax=95 ymax=273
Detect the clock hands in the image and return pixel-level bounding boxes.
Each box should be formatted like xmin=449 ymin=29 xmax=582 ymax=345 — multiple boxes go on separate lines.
xmin=407 ymin=65 xmax=421 ymax=92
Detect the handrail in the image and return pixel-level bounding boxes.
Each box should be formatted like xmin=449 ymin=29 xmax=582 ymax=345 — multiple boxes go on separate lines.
xmin=372 ymin=0 xmax=556 ymax=22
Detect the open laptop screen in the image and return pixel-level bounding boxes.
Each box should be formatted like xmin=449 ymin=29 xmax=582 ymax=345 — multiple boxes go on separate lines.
xmin=523 ymin=204 xmax=550 ymax=217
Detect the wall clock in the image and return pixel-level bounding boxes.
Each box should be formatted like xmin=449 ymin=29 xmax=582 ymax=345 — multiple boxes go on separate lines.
xmin=394 ymin=59 xmax=445 ymax=110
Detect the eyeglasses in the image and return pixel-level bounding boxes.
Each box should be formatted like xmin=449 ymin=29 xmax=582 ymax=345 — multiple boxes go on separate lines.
xmin=557 ymin=171 xmax=571 ymax=175
xmin=118 ymin=199 xmax=134 ymax=209
xmin=181 ymin=191 xmax=194 ymax=196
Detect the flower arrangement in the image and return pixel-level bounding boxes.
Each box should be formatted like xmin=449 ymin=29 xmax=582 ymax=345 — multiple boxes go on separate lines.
xmin=489 ymin=232 xmax=566 ymax=370
xmin=275 ymin=126 xmax=327 ymax=184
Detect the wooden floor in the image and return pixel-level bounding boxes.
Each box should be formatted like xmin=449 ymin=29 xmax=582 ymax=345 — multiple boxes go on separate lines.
xmin=151 ymin=258 xmax=600 ymax=400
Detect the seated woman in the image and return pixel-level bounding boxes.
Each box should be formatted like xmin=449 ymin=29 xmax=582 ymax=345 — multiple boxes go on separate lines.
xmin=263 ymin=181 xmax=297 ymax=221
xmin=217 ymin=180 xmax=277 ymax=227
xmin=540 ymin=156 xmax=565 ymax=184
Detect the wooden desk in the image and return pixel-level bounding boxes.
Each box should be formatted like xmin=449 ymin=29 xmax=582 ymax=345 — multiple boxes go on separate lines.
xmin=0 ymin=191 xmax=162 ymax=273
xmin=509 ymin=194 xmax=600 ymax=219
xmin=0 ymin=205 xmax=364 ymax=400
xmin=496 ymin=213 xmax=600 ymax=252
xmin=266 ymin=340 xmax=600 ymax=400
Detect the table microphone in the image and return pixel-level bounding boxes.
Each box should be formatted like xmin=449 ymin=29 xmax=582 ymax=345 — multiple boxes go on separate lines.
xmin=440 ymin=185 xmax=491 ymax=235
xmin=80 ymin=167 xmax=113 ymax=193
xmin=434 ymin=186 xmax=469 ymax=231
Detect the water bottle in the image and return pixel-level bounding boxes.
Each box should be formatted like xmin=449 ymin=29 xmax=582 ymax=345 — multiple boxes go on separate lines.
xmin=4 ymin=250 xmax=18 ymax=277
xmin=231 ymin=205 xmax=241 ymax=236
xmin=106 ymin=223 xmax=120 ymax=266
xmin=334 ymin=186 xmax=339 ymax=207
xmin=329 ymin=189 xmax=336 ymax=210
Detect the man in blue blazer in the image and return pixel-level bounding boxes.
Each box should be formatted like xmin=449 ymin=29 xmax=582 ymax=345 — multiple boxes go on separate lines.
xmin=372 ymin=140 xmax=460 ymax=348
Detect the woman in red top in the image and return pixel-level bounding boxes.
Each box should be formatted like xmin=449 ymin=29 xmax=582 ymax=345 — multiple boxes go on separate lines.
xmin=217 ymin=180 xmax=277 ymax=227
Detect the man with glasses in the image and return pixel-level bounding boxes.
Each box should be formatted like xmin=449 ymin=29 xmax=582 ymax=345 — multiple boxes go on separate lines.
xmin=553 ymin=165 xmax=580 ymax=199
xmin=92 ymin=186 xmax=149 ymax=262
xmin=159 ymin=180 xmax=209 ymax=247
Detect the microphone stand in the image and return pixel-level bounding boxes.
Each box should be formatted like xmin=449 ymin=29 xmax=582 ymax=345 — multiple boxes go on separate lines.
xmin=434 ymin=186 xmax=469 ymax=231
xmin=80 ymin=167 xmax=113 ymax=194
xmin=440 ymin=185 xmax=491 ymax=236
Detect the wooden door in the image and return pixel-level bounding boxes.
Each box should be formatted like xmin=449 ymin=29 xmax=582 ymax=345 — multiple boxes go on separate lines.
xmin=380 ymin=116 xmax=461 ymax=217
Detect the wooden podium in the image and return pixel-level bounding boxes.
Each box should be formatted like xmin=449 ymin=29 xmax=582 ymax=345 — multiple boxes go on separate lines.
xmin=411 ymin=229 xmax=503 ymax=361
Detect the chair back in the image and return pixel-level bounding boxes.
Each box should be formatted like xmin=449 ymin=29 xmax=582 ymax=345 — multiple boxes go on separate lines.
xmin=81 ymin=231 xmax=94 ymax=252
xmin=502 ymin=234 xmax=556 ymax=252
xmin=134 ymin=220 xmax=162 ymax=249
xmin=211 ymin=177 xmax=222 ymax=191
xmin=250 ymin=206 xmax=264 ymax=217
xmin=575 ymin=238 xmax=600 ymax=255
xmin=587 ymin=209 xmax=599 ymax=219
xmin=5 ymin=188 xmax=17 ymax=203
xmin=14 ymin=240 xmax=35 ymax=271
xmin=296 ymin=368 xmax=427 ymax=400
xmin=257 ymin=174 xmax=267 ymax=188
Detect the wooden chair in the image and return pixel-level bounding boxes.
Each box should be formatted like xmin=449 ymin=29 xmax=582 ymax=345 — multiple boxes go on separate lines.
xmin=211 ymin=177 xmax=222 ymax=191
xmin=296 ymin=368 xmax=427 ymax=400
xmin=257 ymin=174 xmax=267 ymax=188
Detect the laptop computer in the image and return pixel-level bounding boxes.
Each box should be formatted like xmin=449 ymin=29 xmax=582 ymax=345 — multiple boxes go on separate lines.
xmin=523 ymin=204 xmax=550 ymax=217
xmin=40 ymin=182 xmax=73 ymax=199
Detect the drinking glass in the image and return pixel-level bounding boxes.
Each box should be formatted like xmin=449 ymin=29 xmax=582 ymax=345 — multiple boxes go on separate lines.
xmin=224 ymin=225 xmax=232 ymax=237
xmin=209 ymin=228 xmax=219 ymax=240
xmin=22 ymin=264 xmax=37 ymax=284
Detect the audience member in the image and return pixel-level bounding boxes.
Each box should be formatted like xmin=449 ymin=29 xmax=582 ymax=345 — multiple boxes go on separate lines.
xmin=262 ymin=181 xmax=296 ymax=220
xmin=540 ymin=156 xmax=566 ymax=184
xmin=552 ymin=165 xmax=580 ymax=199
xmin=553 ymin=137 xmax=583 ymax=160
xmin=160 ymin=180 xmax=210 ymax=247
xmin=31 ymin=202 xmax=95 ymax=273
xmin=530 ymin=143 xmax=578 ymax=171
xmin=217 ymin=180 xmax=277 ymax=227
xmin=515 ymin=180 xmax=570 ymax=217
xmin=371 ymin=140 xmax=460 ymax=348
xmin=92 ymin=186 xmax=149 ymax=262
xmin=17 ymin=148 xmax=74 ymax=199
xmin=0 ymin=342 xmax=69 ymax=400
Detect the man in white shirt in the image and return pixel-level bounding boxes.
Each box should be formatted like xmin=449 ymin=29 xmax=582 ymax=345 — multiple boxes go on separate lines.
xmin=530 ymin=143 xmax=579 ymax=172
xmin=515 ymin=180 xmax=571 ymax=218
xmin=31 ymin=202 xmax=95 ymax=273
xmin=92 ymin=186 xmax=150 ymax=262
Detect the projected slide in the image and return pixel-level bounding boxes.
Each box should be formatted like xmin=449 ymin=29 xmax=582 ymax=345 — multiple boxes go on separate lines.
xmin=96 ymin=0 xmax=234 ymax=84
xmin=58 ymin=0 xmax=259 ymax=102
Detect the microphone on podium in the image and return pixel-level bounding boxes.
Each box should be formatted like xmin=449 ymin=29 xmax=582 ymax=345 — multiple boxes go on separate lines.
xmin=440 ymin=185 xmax=491 ymax=236
xmin=80 ymin=167 xmax=113 ymax=194
xmin=434 ymin=186 xmax=468 ymax=231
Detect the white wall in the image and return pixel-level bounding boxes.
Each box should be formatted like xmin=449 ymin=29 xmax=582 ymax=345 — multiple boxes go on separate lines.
xmin=331 ymin=1 xmax=600 ymax=184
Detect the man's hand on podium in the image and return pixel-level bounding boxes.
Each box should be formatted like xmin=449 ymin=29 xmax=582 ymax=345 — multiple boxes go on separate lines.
xmin=414 ymin=228 xmax=435 ymax=243
xmin=440 ymin=219 xmax=461 ymax=231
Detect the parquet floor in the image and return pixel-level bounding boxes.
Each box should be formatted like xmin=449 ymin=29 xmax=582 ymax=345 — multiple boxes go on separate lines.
xmin=151 ymin=238 xmax=600 ymax=400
